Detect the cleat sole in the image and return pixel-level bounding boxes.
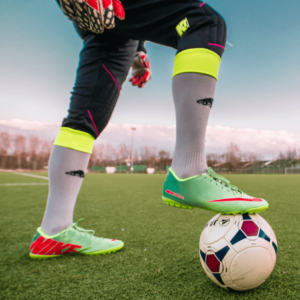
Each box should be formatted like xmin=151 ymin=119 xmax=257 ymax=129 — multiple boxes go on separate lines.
xmin=163 ymin=197 xmax=193 ymax=209
xmin=85 ymin=243 xmax=124 ymax=256
xmin=162 ymin=197 xmax=269 ymax=215
xmin=29 ymin=254 xmax=60 ymax=259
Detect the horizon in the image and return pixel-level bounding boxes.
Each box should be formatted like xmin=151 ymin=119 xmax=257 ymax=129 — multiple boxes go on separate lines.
xmin=0 ymin=119 xmax=299 ymax=160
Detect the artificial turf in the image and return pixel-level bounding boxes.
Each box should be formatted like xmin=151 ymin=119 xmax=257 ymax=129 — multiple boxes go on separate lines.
xmin=0 ymin=172 xmax=299 ymax=300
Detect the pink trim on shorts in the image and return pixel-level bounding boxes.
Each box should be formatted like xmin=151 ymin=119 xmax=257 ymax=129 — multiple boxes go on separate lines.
xmin=200 ymin=2 xmax=205 ymax=7
xmin=87 ymin=110 xmax=100 ymax=136
xmin=208 ymin=43 xmax=225 ymax=49
xmin=102 ymin=64 xmax=120 ymax=91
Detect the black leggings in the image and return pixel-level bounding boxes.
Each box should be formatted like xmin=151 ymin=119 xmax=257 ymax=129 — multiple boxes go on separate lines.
xmin=61 ymin=0 xmax=226 ymax=139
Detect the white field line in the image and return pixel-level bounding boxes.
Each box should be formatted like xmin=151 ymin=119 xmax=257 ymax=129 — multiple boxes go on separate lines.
xmin=13 ymin=172 xmax=49 ymax=180
xmin=0 ymin=183 xmax=48 ymax=186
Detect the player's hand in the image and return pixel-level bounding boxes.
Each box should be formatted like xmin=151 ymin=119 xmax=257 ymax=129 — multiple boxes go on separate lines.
xmin=57 ymin=0 xmax=125 ymax=34
xmin=129 ymin=52 xmax=151 ymax=88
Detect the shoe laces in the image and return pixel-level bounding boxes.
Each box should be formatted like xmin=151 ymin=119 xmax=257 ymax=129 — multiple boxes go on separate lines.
xmin=66 ymin=218 xmax=100 ymax=239
xmin=207 ymin=167 xmax=242 ymax=194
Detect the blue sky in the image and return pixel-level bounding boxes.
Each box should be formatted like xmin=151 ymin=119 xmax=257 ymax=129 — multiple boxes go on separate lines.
xmin=0 ymin=0 xmax=299 ymax=136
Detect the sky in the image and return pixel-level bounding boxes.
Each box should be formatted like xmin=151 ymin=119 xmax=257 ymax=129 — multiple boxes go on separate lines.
xmin=0 ymin=0 xmax=300 ymax=156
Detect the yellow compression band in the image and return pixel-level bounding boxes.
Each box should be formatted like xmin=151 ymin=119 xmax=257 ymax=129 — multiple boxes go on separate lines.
xmin=173 ymin=48 xmax=221 ymax=80
xmin=53 ymin=127 xmax=95 ymax=154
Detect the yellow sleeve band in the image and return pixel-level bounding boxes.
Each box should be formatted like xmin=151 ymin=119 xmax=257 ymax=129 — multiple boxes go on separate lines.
xmin=53 ymin=127 xmax=95 ymax=154
xmin=173 ymin=48 xmax=221 ymax=80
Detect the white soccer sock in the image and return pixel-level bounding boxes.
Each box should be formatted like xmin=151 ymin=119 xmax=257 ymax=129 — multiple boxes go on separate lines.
xmin=171 ymin=73 xmax=216 ymax=178
xmin=41 ymin=145 xmax=90 ymax=236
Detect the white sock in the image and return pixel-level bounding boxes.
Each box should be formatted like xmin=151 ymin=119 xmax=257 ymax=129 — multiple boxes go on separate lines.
xmin=41 ymin=145 xmax=90 ymax=236
xmin=171 ymin=73 xmax=216 ymax=178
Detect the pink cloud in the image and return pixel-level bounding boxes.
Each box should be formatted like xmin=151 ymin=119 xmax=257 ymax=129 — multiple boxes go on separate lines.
xmin=205 ymin=125 xmax=299 ymax=157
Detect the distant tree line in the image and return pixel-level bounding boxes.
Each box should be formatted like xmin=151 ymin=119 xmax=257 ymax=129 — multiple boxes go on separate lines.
xmin=0 ymin=132 xmax=52 ymax=170
xmin=90 ymin=143 xmax=172 ymax=172
xmin=206 ymin=142 xmax=299 ymax=173
xmin=0 ymin=132 xmax=172 ymax=171
xmin=0 ymin=132 xmax=298 ymax=172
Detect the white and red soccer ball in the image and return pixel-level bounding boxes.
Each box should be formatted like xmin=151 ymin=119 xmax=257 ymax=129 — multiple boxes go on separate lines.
xmin=199 ymin=213 xmax=277 ymax=291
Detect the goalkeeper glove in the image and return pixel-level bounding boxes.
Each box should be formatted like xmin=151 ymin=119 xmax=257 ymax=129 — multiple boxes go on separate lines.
xmin=129 ymin=52 xmax=151 ymax=88
xmin=57 ymin=0 xmax=125 ymax=34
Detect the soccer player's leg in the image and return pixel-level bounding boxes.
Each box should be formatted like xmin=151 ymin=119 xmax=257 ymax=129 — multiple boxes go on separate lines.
xmin=30 ymin=29 xmax=138 ymax=259
xmin=162 ymin=4 xmax=268 ymax=214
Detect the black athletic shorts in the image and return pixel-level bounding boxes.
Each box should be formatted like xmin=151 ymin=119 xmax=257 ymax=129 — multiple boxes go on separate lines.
xmin=59 ymin=0 xmax=227 ymax=141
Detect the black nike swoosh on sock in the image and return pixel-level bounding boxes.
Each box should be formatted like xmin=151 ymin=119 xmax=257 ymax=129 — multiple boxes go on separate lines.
xmin=65 ymin=170 xmax=85 ymax=178
xmin=196 ymin=98 xmax=214 ymax=108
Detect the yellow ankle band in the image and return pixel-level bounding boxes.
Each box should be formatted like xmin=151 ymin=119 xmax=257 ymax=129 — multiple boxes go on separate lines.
xmin=53 ymin=127 xmax=94 ymax=154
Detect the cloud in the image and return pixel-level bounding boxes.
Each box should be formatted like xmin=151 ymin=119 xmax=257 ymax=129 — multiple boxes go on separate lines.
xmin=0 ymin=119 xmax=299 ymax=159
xmin=0 ymin=119 xmax=60 ymax=140
xmin=205 ymin=125 xmax=300 ymax=157
xmin=0 ymin=119 xmax=60 ymax=130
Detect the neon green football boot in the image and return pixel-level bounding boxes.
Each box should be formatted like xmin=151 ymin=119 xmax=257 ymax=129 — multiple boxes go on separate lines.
xmin=162 ymin=168 xmax=268 ymax=215
xmin=29 ymin=219 xmax=124 ymax=259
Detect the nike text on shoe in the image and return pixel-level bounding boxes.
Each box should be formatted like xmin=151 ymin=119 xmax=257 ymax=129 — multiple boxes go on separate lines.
xmin=162 ymin=168 xmax=269 ymax=215
xmin=29 ymin=219 xmax=124 ymax=259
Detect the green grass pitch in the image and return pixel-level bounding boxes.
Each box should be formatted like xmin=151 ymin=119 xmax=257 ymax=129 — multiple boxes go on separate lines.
xmin=0 ymin=172 xmax=299 ymax=299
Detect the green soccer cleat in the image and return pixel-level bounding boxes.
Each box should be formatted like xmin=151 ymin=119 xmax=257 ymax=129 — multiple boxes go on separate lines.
xmin=162 ymin=168 xmax=268 ymax=215
xmin=29 ymin=219 xmax=124 ymax=259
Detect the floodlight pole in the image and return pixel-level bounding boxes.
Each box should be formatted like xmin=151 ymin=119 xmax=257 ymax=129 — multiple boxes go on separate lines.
xmin=131 ymin=127 xmax=136 ymax=173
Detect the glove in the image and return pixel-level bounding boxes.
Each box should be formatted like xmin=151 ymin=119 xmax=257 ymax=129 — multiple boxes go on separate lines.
xmin=129 ymin=52 xmax=151 ymax=88
xmin=57 ymin=0 xmax=125 ymax=34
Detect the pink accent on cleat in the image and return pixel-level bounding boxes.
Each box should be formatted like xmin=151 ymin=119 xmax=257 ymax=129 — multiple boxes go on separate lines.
xmin=166 ymin=189 xmax=184 ymax=200
xmin=111 ymin=239 xmax=116 ymax=241
xmin=208 ymin=198 xmax=263 ymax=203
xmin=30 ymin=236 xmax=82 ymax=255
xmin=200 ymin=2 xmax=205 ymax=7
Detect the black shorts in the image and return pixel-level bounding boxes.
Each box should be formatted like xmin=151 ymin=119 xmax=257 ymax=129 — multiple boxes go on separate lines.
xmin=60 ymin=0 xmax=227 ymax=141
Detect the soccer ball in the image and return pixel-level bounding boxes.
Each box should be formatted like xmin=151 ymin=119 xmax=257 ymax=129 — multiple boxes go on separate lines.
xmin=199 ymin=213 xmax=277 ymax=291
